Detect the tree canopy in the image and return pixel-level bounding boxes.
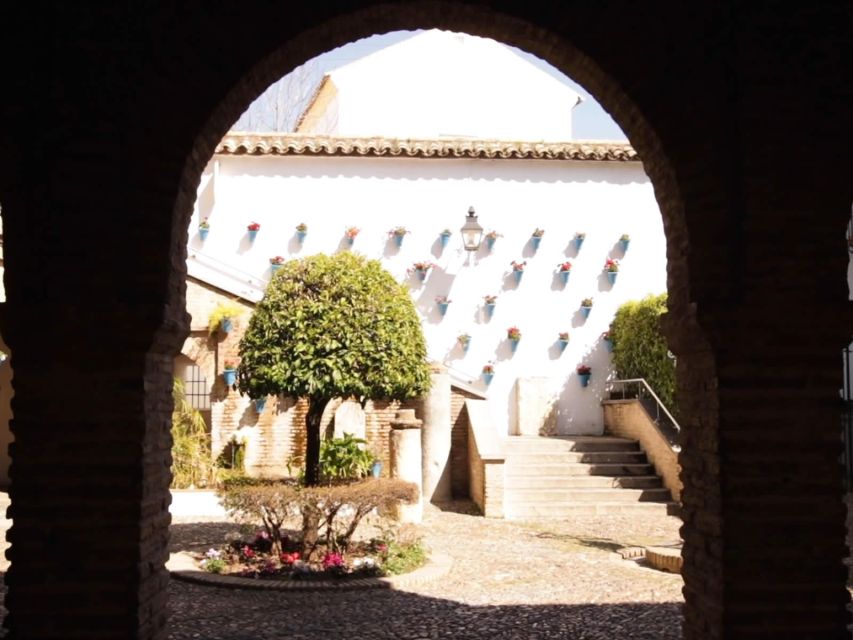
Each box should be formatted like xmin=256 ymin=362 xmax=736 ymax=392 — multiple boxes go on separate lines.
xmin=236 ymin=252 xmax=431 ymax=484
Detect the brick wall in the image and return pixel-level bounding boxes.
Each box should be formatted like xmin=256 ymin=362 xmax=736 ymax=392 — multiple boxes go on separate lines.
xmin=450 ymin=387 xmax=481 ymax=498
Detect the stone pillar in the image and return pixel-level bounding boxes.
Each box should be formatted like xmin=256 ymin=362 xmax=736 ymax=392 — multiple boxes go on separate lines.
xmin=420 ymin=364 xmax=452 ymax=503
xmin=389 ymin=409 xmax=423 ymax=523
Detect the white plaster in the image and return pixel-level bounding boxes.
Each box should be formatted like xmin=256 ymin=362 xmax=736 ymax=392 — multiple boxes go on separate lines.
xmin=333 ymin=400 xmax=366 ymax=440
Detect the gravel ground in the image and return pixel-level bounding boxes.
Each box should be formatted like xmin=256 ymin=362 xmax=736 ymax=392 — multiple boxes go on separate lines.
xmin=167 ymin=501 xmax=684 ymax=639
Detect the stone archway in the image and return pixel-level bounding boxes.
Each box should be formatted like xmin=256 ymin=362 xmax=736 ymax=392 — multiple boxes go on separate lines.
xmin=0 ymin=3 xmax=850 ymax=639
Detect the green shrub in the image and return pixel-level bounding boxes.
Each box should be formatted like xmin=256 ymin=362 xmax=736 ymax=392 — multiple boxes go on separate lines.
xmin=609 ymin=293 xmax=676 ymax=412
xmin=170 ymin=378 xmax=214 ymax=489
xmin=319 ymin=434 xmax=375 ymax=482
xmin=381 ymin=540 xmax=427 ymax=576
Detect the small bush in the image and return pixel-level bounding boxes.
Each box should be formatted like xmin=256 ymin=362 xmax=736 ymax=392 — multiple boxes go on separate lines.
xmin=319 ymin=434 xmax=375 ymax=482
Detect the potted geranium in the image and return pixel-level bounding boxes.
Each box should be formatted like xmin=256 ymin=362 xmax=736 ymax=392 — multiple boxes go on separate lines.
xmin=574 ymin=232 xmax=586 ymax=251
xmin=510 ymin=260 xmax=526 ymax=284
xmin=576 ymin=364 xmax=592 ymax=387
xmin=408 ymin=261 xmax=434 ymax=281
xmin=580 ymin=297 xmax=593 ymax=319
xmin=457 ymin=333 xmax=471 ymax=352
xmin=507 ymin=326 xmax=521 ymax=353
xmin=344 ymin=226 xmax=360 ymax=245
xmin=483 ymin=294 xmax=497 ymax=319
xmin=223 ymin=360 xmax=238 ymax=387
xmin=558 ymin=331 xmax=570 ymax=350
xmin=388 ymin=226 xmax=408 ymax=247
xmin=269 ymin=255 xmax=285 ymax=273
xmin=619 ymin=233 xmax=630 ymax=252
xmin=602 ymin=330 xmax=613 ymax=352
xmin=485 ymin=230 xmax=502 ymax=251
xmin=247 ymin=221 xmax=260 ymax=242
xmin=439 ymin=228 xmax=452 ymax=249
xmin=531 ymin=228 xmax=545 ymax=250
xmin=482 ymin=362 xmax=495 ymax=385
xmin=604 ymin=258 xmax=619 ymax=285
xmin=199 ymin=217 xmax=210 ymax=241
xmin=435 ymin=295 xmax=451 ymax=316
xmin=295 ymin=223 xmax=308 ymax=242
xmin=557 ymin=261 xmax=572 ymax=285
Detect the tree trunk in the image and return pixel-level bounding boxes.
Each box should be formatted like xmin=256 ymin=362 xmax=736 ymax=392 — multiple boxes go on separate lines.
xmin=304 ymin=397 xmax=328 ymax=486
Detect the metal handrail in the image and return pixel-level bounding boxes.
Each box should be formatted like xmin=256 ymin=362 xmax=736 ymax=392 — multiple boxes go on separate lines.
xmin=605 ymin=378 xmax=681 ymax=450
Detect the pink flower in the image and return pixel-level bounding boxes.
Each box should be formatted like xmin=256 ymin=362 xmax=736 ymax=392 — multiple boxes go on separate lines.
xmin=322 ymin=552 xmax=344 ymax=569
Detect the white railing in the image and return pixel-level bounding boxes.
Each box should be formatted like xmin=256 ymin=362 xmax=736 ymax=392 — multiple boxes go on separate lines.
xmin=605 ymin=378 xmax=680 ymax=450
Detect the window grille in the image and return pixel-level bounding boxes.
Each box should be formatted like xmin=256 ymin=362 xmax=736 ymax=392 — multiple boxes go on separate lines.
xmin=184 ymin=365 xmax=210 ymax=411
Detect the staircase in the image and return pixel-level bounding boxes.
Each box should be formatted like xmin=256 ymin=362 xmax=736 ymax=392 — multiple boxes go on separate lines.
xmin=503 ymin=435 xmax=677 ymax=519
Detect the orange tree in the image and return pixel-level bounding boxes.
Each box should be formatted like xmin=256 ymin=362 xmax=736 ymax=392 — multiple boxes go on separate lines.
xmin=237 ymin=253 xmax=431 ymax=485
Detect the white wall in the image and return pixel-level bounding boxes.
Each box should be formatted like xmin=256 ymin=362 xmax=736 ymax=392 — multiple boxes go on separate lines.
xmin=192 ymin=154 xmax=667 ymax=437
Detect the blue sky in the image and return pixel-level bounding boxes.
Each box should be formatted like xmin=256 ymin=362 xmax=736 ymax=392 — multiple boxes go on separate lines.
xmin=234 ymin=30 xmax=626 ymax=140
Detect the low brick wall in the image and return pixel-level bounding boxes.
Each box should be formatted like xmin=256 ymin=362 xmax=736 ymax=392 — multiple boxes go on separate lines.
xmin=602 ymin=399 xmax=682 ymax=502
xmin=465 ymin=399 xmax=505 ymax=517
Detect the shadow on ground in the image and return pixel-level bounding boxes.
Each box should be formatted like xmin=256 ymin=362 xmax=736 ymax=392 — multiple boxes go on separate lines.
xmin=167 ymin=583 xmax=682 ymax=640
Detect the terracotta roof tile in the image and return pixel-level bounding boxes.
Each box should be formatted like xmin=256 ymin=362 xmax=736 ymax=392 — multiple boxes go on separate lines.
xmin=216 ymin=133 xmax=638 ymax=162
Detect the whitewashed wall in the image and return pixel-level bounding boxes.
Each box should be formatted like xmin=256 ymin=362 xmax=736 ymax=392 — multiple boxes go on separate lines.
xmin=192 ymin=154 xmax=667 ymax=436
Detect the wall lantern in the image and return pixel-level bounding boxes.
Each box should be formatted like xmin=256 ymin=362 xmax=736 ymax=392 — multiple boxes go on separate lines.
xmin=460 ymin=206 xmax=484 ymax=252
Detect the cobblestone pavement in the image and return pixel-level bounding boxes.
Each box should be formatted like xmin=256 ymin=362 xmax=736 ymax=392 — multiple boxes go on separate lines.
xmin=167 ymin=501 xmax=685 ymax=639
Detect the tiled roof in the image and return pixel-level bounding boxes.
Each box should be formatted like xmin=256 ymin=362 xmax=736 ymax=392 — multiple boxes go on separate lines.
xmin=216 ymin=134 xmax=638 ymax=162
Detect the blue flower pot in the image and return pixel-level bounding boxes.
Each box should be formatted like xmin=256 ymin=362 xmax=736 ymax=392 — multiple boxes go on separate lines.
xmin=575 ymin=237 xmax=584 ymax=250
xmin=578 ymin=373 xmax=591 ymax=387
xmin=220 ymin=318 xmax=233 ymax=333
xmin=393 ymin=234 xmax=404 ymax=247
xmin=513 ymin=270 xmax=523 ymax=284
xmin=296 ymin=231 xmax=307 ymax=243
xmin=437 ymin=302 xmax=449 ymax=316
xmin=485 ymin=303 xmax=495 ymax=319
xmin=604 ymin=339 xmax=613 ymax=352
xmin=253 ymin=398 xmax=266 ymax=413
xmin=559 ymin=270 xmax=570 ymax=285
xmin=482 ymin=372 xmax=494 ymax=385
xmin=270 ymin=263 xmax=282 ymax=274
xmin=559 ymin=339 xmax=569 ymax=351
xmin=199 ymin=228 xmax=209 ymax=241
xmin=510 ymin=339 xmax=519 ymax=353
xmin=620 ymin=239 xmax=630 ymax=252
xmin=486 ymin=237 xmax=496 ymax=251
xmin=416 ymin=270 xmax=427 ymax=281
xmin=345 ymin=236 xmax=354 ymax=246
xmin=371 ymin=461 xmax=383 ymax=478
xmin=460 ymin=340 xmax=470 ymax=353
xmin=223 ymin=369 xmax=237 ymax=386
xmin=580 ymin=306 xmax=592 ymax=319
xmin=440 ymin=234 xmax=450 ymax=248
xmin=247 ymin=229 xmax=258 ymax=242
xmin=531 ymin=236 xmax=542 ymax=250
xmin=607 ymin=271 xmax=618 ymax=285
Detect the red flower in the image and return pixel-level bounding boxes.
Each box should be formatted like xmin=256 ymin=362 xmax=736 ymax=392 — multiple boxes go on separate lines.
xmin=247 ymin=222 xmax=261 ymax=231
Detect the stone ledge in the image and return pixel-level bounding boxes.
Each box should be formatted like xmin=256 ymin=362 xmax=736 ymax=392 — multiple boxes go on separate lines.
xmin=645 ymin=545 xmax=683 ymax=574
xmin=168 ymin=551 xmax=452 ymax=591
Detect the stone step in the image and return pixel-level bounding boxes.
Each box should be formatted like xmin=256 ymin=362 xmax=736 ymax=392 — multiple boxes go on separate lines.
xmin=507 ymin=462 xmax=656 ymax=476
xmin=504 ymin=436 xmax=640 ymax=453
xmin=506 ymin=474 xmax=664 ymax=489
xmin=505 ymin=487 xmax=672 ymax=504
xmin=504 ymin=501 xmax=679 ymax=519
xmin=506 ymin=451 xmax=649 ymax=465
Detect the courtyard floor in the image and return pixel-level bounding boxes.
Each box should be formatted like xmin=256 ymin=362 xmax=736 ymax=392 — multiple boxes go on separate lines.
xmin=167 ymin=500 xmax=684 ymax=639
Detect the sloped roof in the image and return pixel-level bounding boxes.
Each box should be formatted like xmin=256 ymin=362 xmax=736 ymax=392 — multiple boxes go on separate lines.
xmin=217 ymin=133 xmax=638 ymax=162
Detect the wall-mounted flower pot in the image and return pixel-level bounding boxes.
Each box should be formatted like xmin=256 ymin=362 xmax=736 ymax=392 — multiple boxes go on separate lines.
xmin=485 ymin=303 xmax=496 ymax=319
xmin=345 ymin=236 xmax=355 ymax=247
xmin=606 ymin=271 xmax=618 ymax=285
xmin=253 ymin=398 xmax=267 ymax=413
xmin=296 ymin=231 xmax=307 ymax=243
xmin=513 ymin=270 xmax=523 ymax=284
xmin=371 ymin=460 xmax=383 ymax=478
xmin=486 ymin=237 xmax=496 ymax=251
xmin=531 ymin=236 xmax=542 ymax=250
xmin=223 ymin=369 xmax=237 ymax=386
xmin=604 ymin=339 xmax=613 ymax=352
xmin=559 ymin=271 xmax=570 ymax=285
xmin=440 ymin=233 xmax=451 ymax=248
xmin=437 ymin=302 xmax=449 ymax=316
xmin=393 ymin=235 xmax=404 ymax=248
xmin=510 ymin=339 xmax=520 ymax=353
xmin=559 ymin=339 xmax=569 ymax=351
xmin=482 ymin=372 xmax=494 ymax=385
xmin=620 ymin=239 xmax=630 ymax=252
xmin=578 ymin=373 xmax=591 ymax=387
xmin=416 ymin=270 xmax=427 ymax=281
xmin=580 ymin=306 xmax=592 ymax=319
xmin=575 ymin=237 xmax=584 ymax=251
xmin=247 ymin=229 xmax=258 ymax=243
xmin=220 ymin=318 xmax=233 ymax=333
xmin=270 ymin=263 xmax=282 ymax=274
xmin=199 ymin=228 xmax=209 ymax=241
xmin=460 ymin=340 xmax=470 ymax=353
